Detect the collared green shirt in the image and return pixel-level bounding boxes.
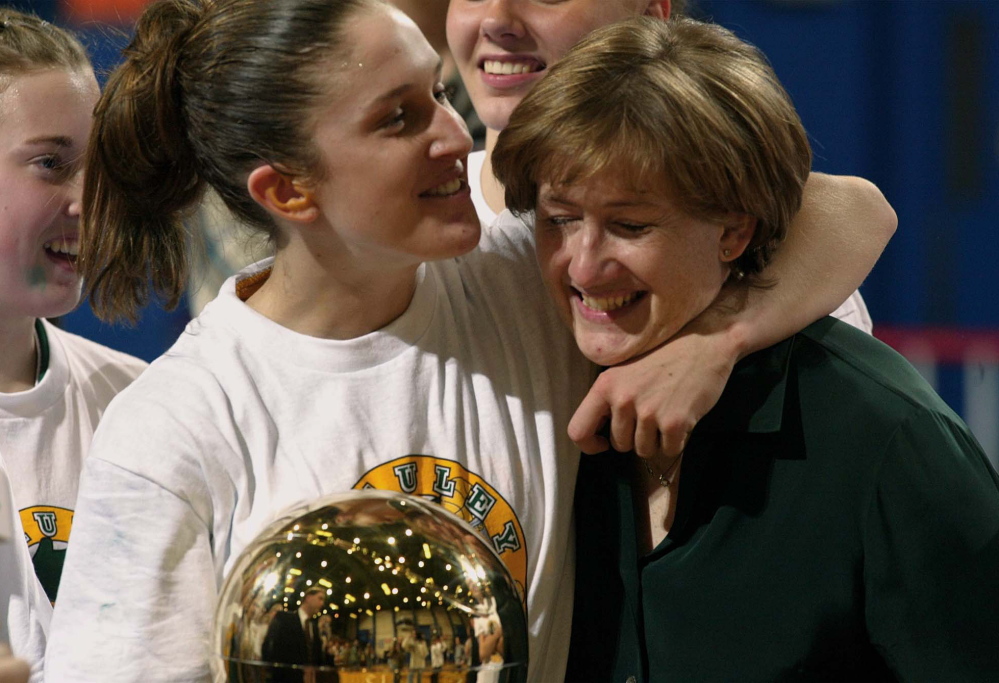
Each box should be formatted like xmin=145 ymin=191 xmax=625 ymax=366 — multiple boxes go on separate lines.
xmin=567 ymin=318 xmax=999 ymax=682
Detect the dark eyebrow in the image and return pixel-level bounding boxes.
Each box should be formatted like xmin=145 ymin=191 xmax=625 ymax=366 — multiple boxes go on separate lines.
xmin=23 ymin=135 xmax=74 ymax=147
xmin=369 ymin=57 xmax=444 ymax=108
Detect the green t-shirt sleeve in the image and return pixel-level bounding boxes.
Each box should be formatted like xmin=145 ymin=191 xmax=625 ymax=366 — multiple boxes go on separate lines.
xmin=863 ymin=407 xmax=999 ymax=681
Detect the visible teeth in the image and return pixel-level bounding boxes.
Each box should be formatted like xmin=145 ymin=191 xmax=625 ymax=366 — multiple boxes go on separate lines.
xmin=483 ymin=60 xmax=539 ymax=75
xmin=43 ymin=238 xmax=79 ymax=257
xmin=580 ymin=292 xmax=640 ymax=312
xmin=425 ymin=178 xmax=462 ymax=197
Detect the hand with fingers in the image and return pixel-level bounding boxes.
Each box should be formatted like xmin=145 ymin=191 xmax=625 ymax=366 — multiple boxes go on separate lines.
xmin=569 ymin=310 xmax=746 ymax=459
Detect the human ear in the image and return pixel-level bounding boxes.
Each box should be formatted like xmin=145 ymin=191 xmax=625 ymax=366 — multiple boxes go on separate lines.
xmin=247 ymin=165 xmax=320 ymax=224
xmin=719 ymin=214 xmax=757 ymax=262
xmin=644 ymin=1 xmax=671 ymax=20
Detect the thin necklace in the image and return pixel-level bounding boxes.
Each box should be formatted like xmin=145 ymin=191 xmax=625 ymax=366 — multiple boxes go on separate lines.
xmin=643 ymin=451 xmax=684 ymax=488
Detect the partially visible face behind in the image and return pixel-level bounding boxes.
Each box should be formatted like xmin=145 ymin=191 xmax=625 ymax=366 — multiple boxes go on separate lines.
xmin=304 ymin=4 xmax=480 ymax=272
xmin=0 ymin=68 xmax=97 ymax=324
xmin=446 ymin=0 xmax=665 ymax=132
xmin=535 ymin=163 xmax=742 ymax=367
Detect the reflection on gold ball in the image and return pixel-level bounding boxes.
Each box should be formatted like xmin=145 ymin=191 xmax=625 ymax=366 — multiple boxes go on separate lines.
xmin=212 ymin=490 xmax=527 ymax=682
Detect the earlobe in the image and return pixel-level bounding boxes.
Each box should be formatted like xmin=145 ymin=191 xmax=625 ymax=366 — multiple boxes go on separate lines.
xmin=719 ymin=214 xmax=757 ymax=262
xmin=247 ymin=165 xmax=320 ymax=224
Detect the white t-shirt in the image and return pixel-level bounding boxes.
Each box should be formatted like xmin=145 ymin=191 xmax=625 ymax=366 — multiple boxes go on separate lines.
xmin=0 ymin=456 xmax=51 ymax=683
xmin=46 ymin=220 xmax=593 ymax=683
xmin=472 ymin=596 xmax=505 ymax=683
xmin=430 ymin=640 xmax=445 ymax=668
xmin=408 ymin=638 xmax=429 ymax=668
xmin=0 ymin=321 xmax=146 ymax=603
xmin=467 ymin=149 xmax=874 ymax=333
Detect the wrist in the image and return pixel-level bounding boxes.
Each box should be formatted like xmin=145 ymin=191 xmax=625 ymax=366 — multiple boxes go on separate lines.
xmin=720 ymin=317 xmax=754 ymax=362
xmin=678 ymin=297 xmax=753 ymax=363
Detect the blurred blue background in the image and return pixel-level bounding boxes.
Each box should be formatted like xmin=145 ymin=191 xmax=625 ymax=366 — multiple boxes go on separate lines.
xmin=5 ymin=0 xmax=999 ymax=463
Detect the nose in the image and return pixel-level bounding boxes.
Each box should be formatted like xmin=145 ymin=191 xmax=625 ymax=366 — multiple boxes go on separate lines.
xmin=428 ymin=104 xmax=474 ymax=160
xmin=565 ymin=225 xmax=619 ymax=288
xmin=481 ymin=0 xmax=525 ymax=43
xmin=65 ymin=166 xmax=84 ymax=218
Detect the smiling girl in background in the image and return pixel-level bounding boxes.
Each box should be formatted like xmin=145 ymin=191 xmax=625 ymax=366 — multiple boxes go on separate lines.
xmin=0 ymin=10 xmax=146 ymax=678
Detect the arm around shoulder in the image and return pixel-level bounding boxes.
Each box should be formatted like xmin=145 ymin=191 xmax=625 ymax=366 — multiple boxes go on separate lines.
xmin=568 ymin=173 xmax=897 ymax=458
xmin=741 ymin=171 xmax=897 ymax=350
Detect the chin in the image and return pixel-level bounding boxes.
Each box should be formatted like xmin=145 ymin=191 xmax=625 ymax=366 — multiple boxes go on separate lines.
xmin=38 ymin=288 xmax=83 ymax=319
xmin=451 ymin=223 xmax=483 ymax=257
xmin=577 ymin=342 xmax=635 ymax=368
xmin=39 ymin=301 xmax=82 ymax=320
xmin=475 ymin=99 xmax=516 ymax=134
xmin=426 ymin=226 xmax=481 ymax=263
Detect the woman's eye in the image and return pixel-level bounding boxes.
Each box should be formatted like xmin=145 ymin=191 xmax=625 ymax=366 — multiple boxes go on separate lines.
xmin=383 ymin=108 xmax=406 ymax=130
xmin=31 ymin=154 xmax=76 ymax=180
xmin=543 ymin=215 xmax=576 ymax=227
xmin=435 ymin=83 xmax=456 ymax=105
xmin=34 ymin=155 xmax=61 ymax=171
xmin=616 ymin=222 xmax=651 ymax=233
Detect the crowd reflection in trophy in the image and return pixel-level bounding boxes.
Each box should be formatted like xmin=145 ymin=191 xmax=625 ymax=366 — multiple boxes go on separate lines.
xmin=248 ymin=600 xmax=488 ymax=683
xmin=213 ymin=492 xmax=526 ymax=683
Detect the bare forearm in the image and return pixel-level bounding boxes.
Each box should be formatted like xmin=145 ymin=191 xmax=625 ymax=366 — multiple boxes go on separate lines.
xmin=570 ymin=173 xmax=896 ymax=458
xmin=730 ymin=172 xmax=896 ymax=355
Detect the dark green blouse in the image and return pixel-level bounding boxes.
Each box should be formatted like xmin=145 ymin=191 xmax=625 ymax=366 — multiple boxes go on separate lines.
xmin=566 ymin=317 xmax=999 ymax=682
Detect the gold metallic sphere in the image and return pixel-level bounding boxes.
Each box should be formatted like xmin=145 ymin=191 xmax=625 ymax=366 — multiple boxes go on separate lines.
xmin=212 ymin=490 xmax=527 ymax=682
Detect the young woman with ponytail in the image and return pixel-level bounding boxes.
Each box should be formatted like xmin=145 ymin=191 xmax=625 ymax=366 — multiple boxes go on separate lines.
xmin=47 ymin=1 xmax=590 ymax=680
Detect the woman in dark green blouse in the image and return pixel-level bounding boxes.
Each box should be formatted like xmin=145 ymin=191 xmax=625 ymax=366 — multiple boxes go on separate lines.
xmin=493 ymin=16 xmax=999 ymax=682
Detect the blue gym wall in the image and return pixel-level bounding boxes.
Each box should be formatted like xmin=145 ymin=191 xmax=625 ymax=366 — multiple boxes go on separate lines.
xmin=695 ymin=0 xmax=999 ymax=328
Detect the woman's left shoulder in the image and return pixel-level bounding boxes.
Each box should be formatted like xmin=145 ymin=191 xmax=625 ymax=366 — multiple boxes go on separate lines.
xmin=45 ymin=321 xmax=148 ymax=396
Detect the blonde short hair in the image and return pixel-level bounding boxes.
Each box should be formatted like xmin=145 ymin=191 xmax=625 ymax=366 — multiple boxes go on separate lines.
xmin=493 ymin=16 xmax=811 ymax=280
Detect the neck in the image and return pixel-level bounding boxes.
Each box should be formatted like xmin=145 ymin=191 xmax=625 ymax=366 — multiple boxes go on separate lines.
xmin=481 ymin=129 xmax=507 ymax=215
xmin=0 ymin=318 xmax=38 ymax=393
xmin=634 ymin=455 xmax=682 ymax=554
xmin=246 ymin=237 xmax=420 ymax=340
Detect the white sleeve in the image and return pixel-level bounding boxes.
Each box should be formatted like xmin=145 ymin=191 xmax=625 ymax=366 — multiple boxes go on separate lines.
xmin=831 ymin=290 xmax=873 ymax=333
xmin=0 ymin=460 xmax=51 ymax=683
xmin=45 ymin=457 xmax=217 ymax=683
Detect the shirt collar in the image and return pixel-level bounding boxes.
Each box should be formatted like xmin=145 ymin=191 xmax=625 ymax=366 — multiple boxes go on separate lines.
xmin=697 ymin=335 xmax=796 ymax=436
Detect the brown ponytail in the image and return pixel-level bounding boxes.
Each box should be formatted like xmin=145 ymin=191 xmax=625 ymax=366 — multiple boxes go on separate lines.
xmin=80 ymin=0 xmax=375 ymax=323
xmin=81 ymin=0 xmax=202 ymax=323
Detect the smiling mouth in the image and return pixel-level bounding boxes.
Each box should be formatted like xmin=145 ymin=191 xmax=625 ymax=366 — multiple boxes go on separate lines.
xmin=422 ymin=178 xmax=465 ymax=198
xmin=482 ymin=60 xmax=545 ymax=76
xmin=577 ymin=290 xmax=645 ymax=313
xmin=43 ymin=238 xmax=79 ymax=264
